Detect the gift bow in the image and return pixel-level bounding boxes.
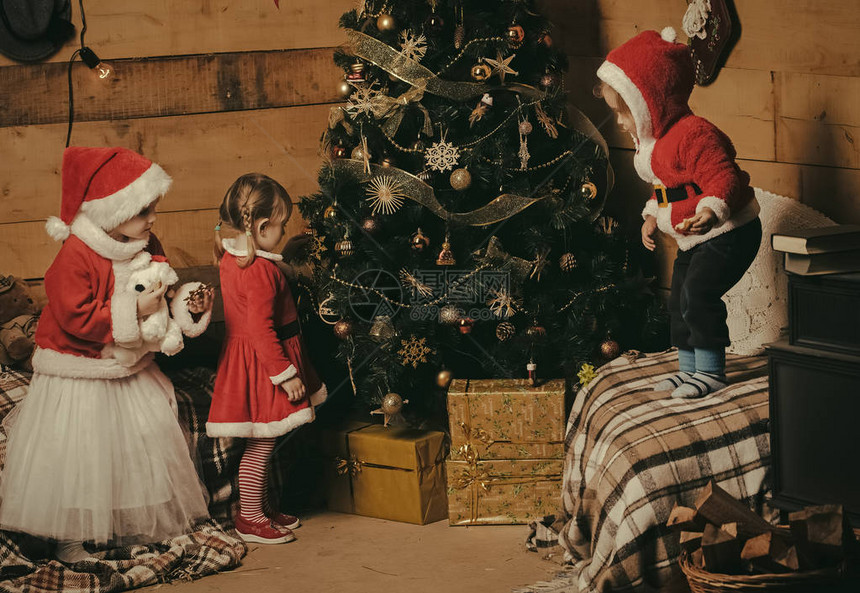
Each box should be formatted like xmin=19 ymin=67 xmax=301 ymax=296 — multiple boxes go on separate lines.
xmin=335 ymin=456 xmax=363 ymax=476
xmin=371 ymin=83 xmax=434 ymax=137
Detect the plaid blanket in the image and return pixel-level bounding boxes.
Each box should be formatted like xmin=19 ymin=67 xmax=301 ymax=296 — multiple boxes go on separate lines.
xmin=0 ymin=365 xmax=248 ymax=593
xmin=558 ymin=350 xmax=776 ymax=593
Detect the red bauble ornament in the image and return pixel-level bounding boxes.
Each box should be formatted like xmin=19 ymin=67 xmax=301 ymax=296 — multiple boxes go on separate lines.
xmin=458 ymin=317 xmax=474 ymax=334
xmin=526 ymin=322 xmax=547 ymax=341
xmin=331 ymin=145 xmax=348 ymax=159
xmin=538 ymin=31 xmax=553 ymax=47
xmin=506 ymin=25 xmax=525 ymax=48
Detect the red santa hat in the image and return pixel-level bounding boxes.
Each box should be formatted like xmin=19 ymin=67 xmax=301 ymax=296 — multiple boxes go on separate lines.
xmin=596 ymin=27 xmax=695 ymax=141
xmin=46 ymin=147 xmax=172 ymax=241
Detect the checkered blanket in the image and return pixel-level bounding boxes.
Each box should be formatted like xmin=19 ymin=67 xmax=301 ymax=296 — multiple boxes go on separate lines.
xmin=558 ymin=350 xmax=776 ymax=593
xmin=0 ymin=365 xmax=248 ymax=593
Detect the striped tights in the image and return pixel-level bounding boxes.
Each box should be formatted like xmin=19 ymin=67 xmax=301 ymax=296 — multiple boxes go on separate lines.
xmin=238 ymin=437 xmax=277 ymax=524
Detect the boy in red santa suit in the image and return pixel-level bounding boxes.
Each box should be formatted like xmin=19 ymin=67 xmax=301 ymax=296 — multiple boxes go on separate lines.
xmin=0 ymin=147 xmax=214 ymax=562
xmin=595 ymin=28 xmax=761 ymax=398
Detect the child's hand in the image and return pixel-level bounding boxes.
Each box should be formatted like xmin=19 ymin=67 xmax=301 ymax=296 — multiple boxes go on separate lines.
xmin=641 ymin=216 xmax=658 ymax=251
xmin=280 ymin=233 xmax=313 ymax=261
xmin=187 ymin=286 xmax=214 ymax=314
xmin=137 ymin=283 xmax=168 ymax=317
xmin=282 ymin=376 xmax=306 ymax=402
xmin=676 ymin=208 xmax=717 ymax=235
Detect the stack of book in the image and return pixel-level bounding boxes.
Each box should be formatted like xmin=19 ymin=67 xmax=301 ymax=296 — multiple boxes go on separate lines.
xmin=771 ymin=224 xmax=860 ymax=275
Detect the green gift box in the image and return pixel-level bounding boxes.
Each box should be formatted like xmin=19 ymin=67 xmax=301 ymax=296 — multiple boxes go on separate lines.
xmin=321 ymin=422 xmax=448 ymax=525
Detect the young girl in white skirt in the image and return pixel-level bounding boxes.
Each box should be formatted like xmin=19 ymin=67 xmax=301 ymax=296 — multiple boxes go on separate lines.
xmin=0 ymin=147 xmax=214 ymax=563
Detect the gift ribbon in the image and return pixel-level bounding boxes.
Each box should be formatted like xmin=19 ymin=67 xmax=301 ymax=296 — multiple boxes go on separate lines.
xmin=452 ymin=421 xmax=562 ymax=524
xmin=371 ymin=83 xmax=434 ymax=137
xmin=335 ymin=455 xmax=364 ymax=476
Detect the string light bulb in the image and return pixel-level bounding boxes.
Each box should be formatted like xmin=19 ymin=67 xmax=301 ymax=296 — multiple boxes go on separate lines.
xmin=79 ymin=47 xmax=114 ymax=82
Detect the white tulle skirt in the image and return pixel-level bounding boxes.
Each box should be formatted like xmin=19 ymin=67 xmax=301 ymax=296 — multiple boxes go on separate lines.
xmin=0 ymin=364 xmax=209 ymax=545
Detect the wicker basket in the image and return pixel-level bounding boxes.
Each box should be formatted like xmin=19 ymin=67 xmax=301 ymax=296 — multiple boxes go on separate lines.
xmin=679 ymin=553 xmax=852 ymax=593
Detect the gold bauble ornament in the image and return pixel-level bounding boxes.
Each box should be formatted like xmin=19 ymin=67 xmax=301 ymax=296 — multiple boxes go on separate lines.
xmin=333 ymin=319 xmax=354 ymax=340
xmin=351 ymin=144 xmax=370 ymax=161
xmin=410 ymin=227 xmax=430 ymax=251
xmin=436 ymin=369 xmax=453 ymax=389
xmin=336 ymin=79 xmax=352 ymax=98
xmin=371 ymin=392 xmax=409 ymax=427
xmin=380 ymin=156 xmax=395 ymax=168
xmin=424 ymin=13 xmax=445 ymax=34
xmin=361 ymin=216 xmax=381 ymax=235
xmin=324 ymin=205 xmax=338 ymax=220
xmin=449 ymin=167 xmax=472 ymax=191
xmin=439 ymin=305 xmax=461 ymax=325
xmin=470 ymin=63 xmax=491 ymax=81
xmin=580 ymin=181 xmax=597 ymax=201
xmin=496 ymin=321 xmax=515 ymax=341
xmin=560 ymin=252 xmax=577 ymax=272
xmin=540 ymin=72 xmax=559 ymax=89
xmin=600 ymin=338 xmax=620 ymax=360
xmin=376 ymin=13 xmax=395 ymax=31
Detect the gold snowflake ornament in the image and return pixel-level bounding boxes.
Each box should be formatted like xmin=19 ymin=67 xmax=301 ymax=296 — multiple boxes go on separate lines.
xmin=398 ymin=335 xmax=433 ymax=368
xmin=487 ymin=289 xmax=518 ymax=319
xmin=424 ymin=134 xmax=460 ymax=173
xmin=366 ymin=175 xmax=407 ymax=215
xmin=399 ymin=30 xmax=427 ymax=62
xmin=346 ymin=84 xmax=381 ymax=116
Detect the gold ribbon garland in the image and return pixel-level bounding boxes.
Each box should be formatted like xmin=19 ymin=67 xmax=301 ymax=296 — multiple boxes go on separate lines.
xmin=334 ymin=159 xmax=544 ymax=227
xmin=345 ymin=29 xmax=615 ymax=211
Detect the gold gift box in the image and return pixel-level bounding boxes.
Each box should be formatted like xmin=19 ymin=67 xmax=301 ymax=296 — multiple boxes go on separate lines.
xmin=321 ymin=421 xmax=448 ymax=525
xmin=446 ymin=458 xmax=562 ymax=525
xmin=446 ymin=378 xmax=568 ymax=525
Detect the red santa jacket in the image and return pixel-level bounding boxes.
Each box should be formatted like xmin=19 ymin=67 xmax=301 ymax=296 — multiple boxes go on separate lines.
xmin=597 ymin=29 xmax=759 ymax=251
xmin=34 ymin=214 xmax=209 ymax=379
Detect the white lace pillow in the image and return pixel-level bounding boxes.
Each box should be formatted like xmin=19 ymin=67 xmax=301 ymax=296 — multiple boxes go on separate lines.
xmin=724 ymin=188 xmax=833 ymax=355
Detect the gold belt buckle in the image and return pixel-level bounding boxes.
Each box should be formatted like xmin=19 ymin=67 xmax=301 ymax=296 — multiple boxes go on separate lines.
xmin=654 ymin=185 xmax=669 ymax=208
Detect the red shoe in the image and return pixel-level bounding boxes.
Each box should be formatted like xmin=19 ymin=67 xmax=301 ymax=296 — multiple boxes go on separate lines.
xmin=234 ymin=515 xmax=296 ymax=544
xmin=267 ymin=511 xmax=301 ymax=530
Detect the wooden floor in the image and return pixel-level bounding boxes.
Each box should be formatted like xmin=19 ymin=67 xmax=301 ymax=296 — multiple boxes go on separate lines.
xmin=141 ymin=511 xmax=558 ymax=593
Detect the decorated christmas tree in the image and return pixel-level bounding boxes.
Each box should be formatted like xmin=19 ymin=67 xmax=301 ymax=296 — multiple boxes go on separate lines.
xmin=295 ymin=0 xmax=663 ymax=423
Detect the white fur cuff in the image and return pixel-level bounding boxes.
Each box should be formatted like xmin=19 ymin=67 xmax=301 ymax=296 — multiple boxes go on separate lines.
xmin=271 ymin=365 xmax=298 ymax=385
xmin=170 ymin=282 xmax=212 ymax=338
xmin=642 ymin=197 xmax=659 ymax=220
xmin=111 ymin=291 xmax=141 ymax=346
xmin=697 ymin=196 xmax=731 ymax=225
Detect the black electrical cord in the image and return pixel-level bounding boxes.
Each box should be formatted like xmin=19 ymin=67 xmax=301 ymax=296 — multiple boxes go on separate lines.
xmin=65 ymin=0 xmax=89 ymax=147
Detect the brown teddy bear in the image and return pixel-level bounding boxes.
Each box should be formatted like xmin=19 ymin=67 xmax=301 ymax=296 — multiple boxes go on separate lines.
xmin=0 ymin=275 xmax=40 ymax=371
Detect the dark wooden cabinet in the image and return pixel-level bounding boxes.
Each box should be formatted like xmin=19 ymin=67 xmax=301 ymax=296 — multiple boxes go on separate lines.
xmin=766 ymin=340 xmax=860 ymax=526
xmin=789 ymin=272 xmax=860 ymax=356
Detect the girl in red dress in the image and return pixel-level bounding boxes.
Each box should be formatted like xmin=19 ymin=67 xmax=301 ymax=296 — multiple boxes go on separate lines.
xmin=208 ymin=173 xmax=326 ymax=544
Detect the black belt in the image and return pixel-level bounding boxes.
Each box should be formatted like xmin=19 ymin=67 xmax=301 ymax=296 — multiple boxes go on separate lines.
xmin=655 ymin=183 xmax=701 ymax=207
xmin=276 ymin=320 xmax=300 ymax=340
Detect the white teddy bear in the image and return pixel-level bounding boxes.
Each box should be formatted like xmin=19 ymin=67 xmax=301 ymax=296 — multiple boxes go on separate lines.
xmin=128 ymin=260 xmax=185 ymax=357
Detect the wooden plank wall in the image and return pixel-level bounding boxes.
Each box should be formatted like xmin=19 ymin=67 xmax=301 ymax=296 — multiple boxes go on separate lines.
xmin=541 ymin=0 xmax=860 ymax=290
xmin=2 ymin=0 xmax=858 ymax=293
xmin=0 ymin=0 xmax=354 ymax=279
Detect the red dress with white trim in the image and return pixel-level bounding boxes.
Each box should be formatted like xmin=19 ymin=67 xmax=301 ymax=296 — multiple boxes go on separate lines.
xmin=207 ymin=238 xmax=326 ymax=439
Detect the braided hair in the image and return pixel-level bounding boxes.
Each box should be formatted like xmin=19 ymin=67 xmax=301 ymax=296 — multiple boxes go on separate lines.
xmin=214 ymin=173 xmax=292 ymax=268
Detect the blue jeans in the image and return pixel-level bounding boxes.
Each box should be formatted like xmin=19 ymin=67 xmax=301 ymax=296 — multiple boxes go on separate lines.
xmin=669 ymin=218 xmax=762 ymax=350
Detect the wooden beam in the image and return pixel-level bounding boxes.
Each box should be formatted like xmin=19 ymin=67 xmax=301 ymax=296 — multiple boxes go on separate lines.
xmin=0 ymin=0 xmax=355 ymax=67
xmin=0 ymin=48 xmax=342 ymax=128
xmin=0 ymin=103 xmax=332 ymax=225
